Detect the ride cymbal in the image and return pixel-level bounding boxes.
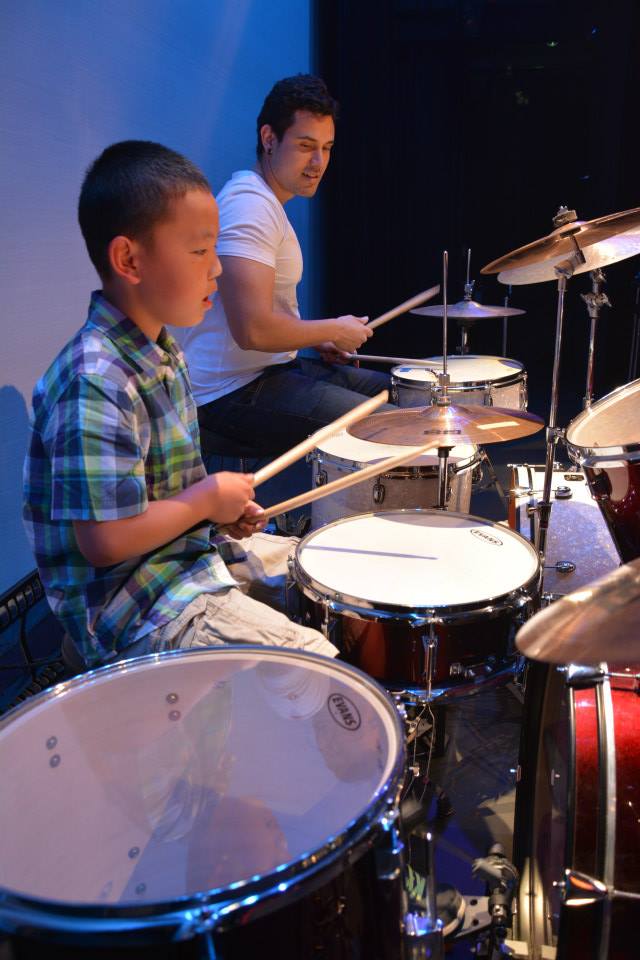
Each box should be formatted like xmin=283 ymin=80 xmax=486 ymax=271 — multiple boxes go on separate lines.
xmin=481 ymin=206 xmax=640 ymax=285
xmin=412 ymin=299 xmax=525 ymax=319
xmin=347 ymin=403 xmax=544 ymax=446
xmin=516 ymin=558 xmax=640 ymax=666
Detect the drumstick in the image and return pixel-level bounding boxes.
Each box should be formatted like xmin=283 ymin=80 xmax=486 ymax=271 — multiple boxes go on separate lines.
xmin=261 ymin=439 xmax=439 ymax=520
xmin=367 ymin=284 xmax=440 ymax=331
xmin=348 ymin=354 xmax=437 ymax=367
xmin=252 ymin=389 xmax=389 ymax=487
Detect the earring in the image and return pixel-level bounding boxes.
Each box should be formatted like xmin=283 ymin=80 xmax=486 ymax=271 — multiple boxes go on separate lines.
xmin=267 ymin=147 xmax=272 ymax=155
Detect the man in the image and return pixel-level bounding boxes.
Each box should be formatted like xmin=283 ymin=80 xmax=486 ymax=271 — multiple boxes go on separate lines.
xmin=178 ymin=74 xmax=390 ymax=457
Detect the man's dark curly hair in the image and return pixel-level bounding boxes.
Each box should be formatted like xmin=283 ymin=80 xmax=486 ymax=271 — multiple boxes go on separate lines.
xmin=256 ymin=74 xmax=338 ymax=158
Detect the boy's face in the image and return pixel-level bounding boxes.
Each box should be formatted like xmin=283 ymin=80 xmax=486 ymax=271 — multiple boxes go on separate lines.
xmin=136 ymin=189 xmax=221 ymax=331
xmin=264 ymin=110 xmax=334 ymax=199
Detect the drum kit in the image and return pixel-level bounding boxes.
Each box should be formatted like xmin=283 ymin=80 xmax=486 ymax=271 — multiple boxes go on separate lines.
xmin=1 ymin=206 xmax=639 ymax=959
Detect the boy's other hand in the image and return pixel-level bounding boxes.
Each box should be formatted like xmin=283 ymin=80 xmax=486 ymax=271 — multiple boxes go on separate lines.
xmin=224 ymin=501 xmax=267 ymax=539
xmin=206 ymin=472 xmax=255 ymax=524
xmin=331 ymin=315 xmax=372 ymax=353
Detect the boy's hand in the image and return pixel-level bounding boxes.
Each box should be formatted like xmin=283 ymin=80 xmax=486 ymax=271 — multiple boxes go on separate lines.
xmin=205 ymin=472 xmax=255 ymax=524
xmin=314 ymin=341 xmax=352 ymax=365
xmin=225 ymin=501 xmax=267 ymax=539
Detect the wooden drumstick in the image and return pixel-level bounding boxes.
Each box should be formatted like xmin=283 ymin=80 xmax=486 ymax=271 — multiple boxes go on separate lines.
xmin=347 ymin=354 xmax=437 ymax=367
xmin=366 ymin=284 xmax=440 ymax=331
xmin=260 ymin=439 xmax=439 ymax=520
xmin=252 ymin=389 xmax=389 ymax=487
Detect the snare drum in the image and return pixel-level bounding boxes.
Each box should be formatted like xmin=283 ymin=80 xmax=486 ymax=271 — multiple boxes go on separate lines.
xmin=565 ymin=377 xmax=640 ymax=563
xmin=0 ymin=648 xmax=406 ymax=958
xmin=391 ymin=355 xmax=527 ymax=410
xmin=291 ymin=510 xmax=541 ymax=700
xmin=513 ymin=661 xmax=640 ymax=959
xmin=309 ymin=429 xmax=479 ymax=527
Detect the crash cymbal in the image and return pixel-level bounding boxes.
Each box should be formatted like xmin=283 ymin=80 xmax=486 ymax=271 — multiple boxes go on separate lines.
xmin=516 ymin=558 xmax=640 ymax=665
xmin=412 ymin=299 xmax=525 ymax=319
xmin=347 ymin=403 xmax=544 ymax=446
xmin=481 ymin=206 xmax=640 ymax=285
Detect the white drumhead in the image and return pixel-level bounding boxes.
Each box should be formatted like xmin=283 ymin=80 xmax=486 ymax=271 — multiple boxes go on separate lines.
xmin=566 ymin=378 xmax=640 ymax=449
xmin=297 ymin=510 xmax=539 ymax=608
xmin=0 ymin=649 xmax=400 ymax=905
xmin=394 ymin=355 xmax=524 ymax=385
xmin=316 ymin=428 xmax=476 ymax=467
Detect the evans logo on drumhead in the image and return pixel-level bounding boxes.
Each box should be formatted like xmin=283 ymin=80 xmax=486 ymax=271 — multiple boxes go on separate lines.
xmin=328 ymin=693 xmax=361 ymax=731
xmin=470 ymin=528 xmax=503 ymax=546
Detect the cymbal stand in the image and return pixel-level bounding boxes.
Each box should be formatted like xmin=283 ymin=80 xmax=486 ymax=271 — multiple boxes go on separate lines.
xmin=456 ymin=248 xmax=474 ymax=355
xmin=436 ymin=251 xmax=453 ymax=509
xmin=501 ymin=284 xmax=512 ymax=357
xmin=581 ymin=268 xmax=610 ymax=408
xmin=535 ymin=218 xmax=586 ymax=563
xmin=628 ymin=270 xmax=640 ymax=382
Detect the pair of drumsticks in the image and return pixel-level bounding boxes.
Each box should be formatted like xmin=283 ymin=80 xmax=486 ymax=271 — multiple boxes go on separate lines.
xmin=235 ymin=285 xmax=441 ymax=523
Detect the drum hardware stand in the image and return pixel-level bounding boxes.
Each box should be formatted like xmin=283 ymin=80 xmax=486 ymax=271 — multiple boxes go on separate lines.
xmin=581 ymin=268 xmax=611 ymax=408
xmin=628 ymin=270 xmax=640 ymax=382
xmin=403 ymin=831 xmax=445 ymax=959
xmin=471 ymin=844 xmax=519 ymax=959
xmin=456 ymin=249 xmax=475 ymax=355
xmin=476 ymin=448 xmax=508 ymax=506
xmin=535 ymin=207 xmax=586 ymax=565
xmin=501 ymin=284 xmax=513 ymax=357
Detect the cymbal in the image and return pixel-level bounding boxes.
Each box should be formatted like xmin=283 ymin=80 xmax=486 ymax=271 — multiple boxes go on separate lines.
xmin=481 ymin=206 xmax=640 ymax=285
xmin=412 ymin=299 xmax=526 ymax=319
xmin=347 ymin=402 xmax=544 ymax=446
xmin=516 ymin=558 xmax=640 ymax=665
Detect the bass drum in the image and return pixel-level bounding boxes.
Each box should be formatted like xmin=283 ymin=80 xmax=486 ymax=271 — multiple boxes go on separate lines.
xmin=0 ymin=648 xmax=406 ymax=959
xmin=513 ymin=661 xmax=640 ymax=959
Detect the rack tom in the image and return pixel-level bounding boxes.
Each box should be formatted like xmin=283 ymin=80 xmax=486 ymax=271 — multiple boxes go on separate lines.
xmin=309 ymin=428 xmax=479 ymax=527
xmin=391 ymin=355 xmax=527 ymax=410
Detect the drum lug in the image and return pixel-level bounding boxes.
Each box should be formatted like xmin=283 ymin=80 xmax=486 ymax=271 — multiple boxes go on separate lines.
xmin=391 ymin=384 xmax=399 ymax=404
xmin=373 ymin=480 xmax=386 ymax=504
xmin=315 ymin=468 xmax=328 ymax=487
xmin=565 ymin=664 xmax=606 ymax=688
xmin=520 ymin=376 xmax=528 ymax=409
xmin=484 ymin=385 xmax=494 ymax=406
xmin=558 ymin=869 xmax=608 ymax=905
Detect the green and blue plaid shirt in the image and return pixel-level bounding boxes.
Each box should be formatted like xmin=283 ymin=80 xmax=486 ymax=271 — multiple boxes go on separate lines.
xmin=23 ymin=292 xmax=235 ymax=667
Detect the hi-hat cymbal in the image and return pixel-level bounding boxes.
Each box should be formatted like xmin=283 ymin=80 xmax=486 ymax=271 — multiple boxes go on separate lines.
xmin=412 ymin=299 xmax=526 ymax=319
xmin=516 ymin=558 xmax=640 ymax=665
xmin=481 ymin=206 xmax=640 ymax=285
xmin=347 ymin=403 xmax=544 ymax=446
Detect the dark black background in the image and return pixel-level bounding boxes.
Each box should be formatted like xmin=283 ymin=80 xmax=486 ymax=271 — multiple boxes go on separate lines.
xmin=315 ymin=0 xmax=640 ymax=425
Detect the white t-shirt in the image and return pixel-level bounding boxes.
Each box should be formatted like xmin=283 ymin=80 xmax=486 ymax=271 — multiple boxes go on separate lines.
xmin=177 ymin=170 xmax=303 ymax=405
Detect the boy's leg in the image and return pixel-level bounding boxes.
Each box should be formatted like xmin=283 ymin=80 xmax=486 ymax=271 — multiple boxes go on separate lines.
xmin=216 ymin=531 xmax=299 ymax=612
xmin=174 ymin=589 xmax=337 ymax=658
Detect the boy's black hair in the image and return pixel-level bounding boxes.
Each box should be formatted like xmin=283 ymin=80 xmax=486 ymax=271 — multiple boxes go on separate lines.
xmin=256 ymin=74 xmax=338 ymax=157
xmin=78 ymin=140 xmax=211 ymax=278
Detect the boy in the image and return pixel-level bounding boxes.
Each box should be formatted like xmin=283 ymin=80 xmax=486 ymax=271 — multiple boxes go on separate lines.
xmin=23 ymin=140 xmax=335 ymax=669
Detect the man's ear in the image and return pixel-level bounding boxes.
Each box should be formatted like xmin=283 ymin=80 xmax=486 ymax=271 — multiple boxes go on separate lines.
xmin=260 ymin=123 xmax=276 ymax=155
xmin=107 ymin=235 xmax=142 ymax=285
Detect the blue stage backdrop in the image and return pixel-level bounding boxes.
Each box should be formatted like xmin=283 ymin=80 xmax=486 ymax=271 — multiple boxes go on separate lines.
xmin=0 ymin=0 xmax=313 ymax=594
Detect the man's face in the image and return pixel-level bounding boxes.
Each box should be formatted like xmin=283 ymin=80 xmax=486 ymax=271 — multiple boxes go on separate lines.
xmin=136 ymin=188 xmax=222 ymax=330
xmin=265 ymin=110 xmax=335 ymax=199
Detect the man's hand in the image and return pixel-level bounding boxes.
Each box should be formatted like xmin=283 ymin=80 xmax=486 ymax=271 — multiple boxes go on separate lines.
xmin=315 ymin=341 xmax=353 ymax=365
xmin=224 ymin=501 xmax=267 ymax=539
xmin=330 ymin=315 xmax=372 ymax=353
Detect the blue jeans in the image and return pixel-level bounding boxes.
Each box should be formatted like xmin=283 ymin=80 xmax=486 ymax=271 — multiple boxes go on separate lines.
xmin=197 ymin=357 xmax=392 ymax=456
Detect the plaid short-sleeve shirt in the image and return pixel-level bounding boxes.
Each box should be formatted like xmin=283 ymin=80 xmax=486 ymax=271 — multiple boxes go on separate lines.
xmin=23 ymin=292 xmax=235 ymax=667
